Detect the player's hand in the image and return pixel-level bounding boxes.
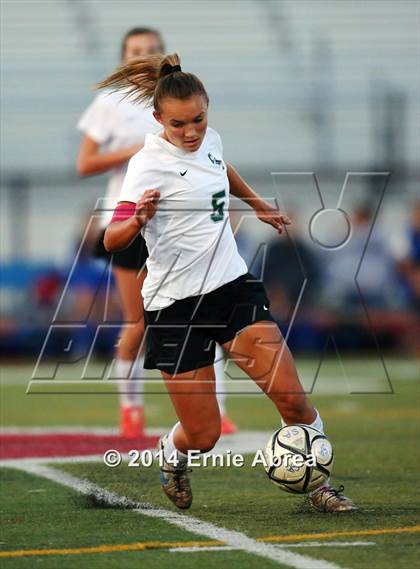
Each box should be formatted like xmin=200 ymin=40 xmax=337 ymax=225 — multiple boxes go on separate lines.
xmin=134 ymin=190 xmax=160 ymax=227
xmin=256 ymin=202 xmax=291 ymax=234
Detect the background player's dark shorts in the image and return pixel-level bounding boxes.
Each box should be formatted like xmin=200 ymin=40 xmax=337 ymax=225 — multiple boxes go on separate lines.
xmin=93 ymin=229 xmax=148 ymax=270
xmin=144 ymin=272 xmax=276 ymax=375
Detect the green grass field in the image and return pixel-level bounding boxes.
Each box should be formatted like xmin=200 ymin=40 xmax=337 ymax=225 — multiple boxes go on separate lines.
xmin=1 ymin=357 xmax=419 ymax=568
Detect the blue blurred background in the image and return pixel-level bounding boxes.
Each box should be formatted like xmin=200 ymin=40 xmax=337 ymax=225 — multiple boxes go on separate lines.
xmin=1 ymin=0 xmax=419 ymax=358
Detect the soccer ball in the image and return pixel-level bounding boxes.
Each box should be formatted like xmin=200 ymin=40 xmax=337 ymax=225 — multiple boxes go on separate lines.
xmin=263 ymin=424 xmax=334 ymax=494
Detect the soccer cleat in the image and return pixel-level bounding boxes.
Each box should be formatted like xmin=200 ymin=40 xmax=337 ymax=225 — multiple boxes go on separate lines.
xmin=120 ymin=406 xmax=145 ymax=438
xmin=309 ymin=484 xmax=357 ymax=513
xmin=220 ymin=415 xmax=238 ymax=435
xmin=159 ymin=436 xmax=192 ymax=510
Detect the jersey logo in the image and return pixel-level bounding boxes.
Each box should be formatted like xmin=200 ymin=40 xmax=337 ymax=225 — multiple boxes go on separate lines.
xmin=180 ymin=170 xmax=188 ymax=176
xmin=208 ymin=153 xmax=225 ymax=169
xmin=211 ymin=190 xmax=226 ymax=223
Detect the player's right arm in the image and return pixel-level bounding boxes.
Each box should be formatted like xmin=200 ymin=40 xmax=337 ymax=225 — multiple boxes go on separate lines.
xmin=104 ymin=191 xmax=160 ymax=252
xmin=77 ymin=135 xmax=142 ymax=176
xmin=76 ymin=93 xmax=142 ymax=176
xmin=104 ymin=149 xmax=163 ymax=251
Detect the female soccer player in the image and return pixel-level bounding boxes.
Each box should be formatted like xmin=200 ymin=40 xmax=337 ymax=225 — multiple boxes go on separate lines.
xmin=77 ymin=28 xmax=163 ymax=438
xmin=99 ymin=53 xmax=356 ymax=513
xmin=77 ymin=29 xmax=237 ymax=437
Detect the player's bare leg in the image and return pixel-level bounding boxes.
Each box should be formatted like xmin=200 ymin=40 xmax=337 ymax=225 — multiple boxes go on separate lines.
xmin=159 ymin=364 xmax=220 ymax=509
xmin=222 ymin=321 xmax=315 ymax=424
xmin=113 ymin=267 xmax=147 ymax=438
xmin=222 ymin=321 xmax=357 ymax=512
xmin=214 ymin=344 xmax=238 ymax=435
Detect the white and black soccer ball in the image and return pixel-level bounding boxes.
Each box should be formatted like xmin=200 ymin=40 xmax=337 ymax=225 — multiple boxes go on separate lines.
xmin=264 ymin=425 xmax=334 ymax=494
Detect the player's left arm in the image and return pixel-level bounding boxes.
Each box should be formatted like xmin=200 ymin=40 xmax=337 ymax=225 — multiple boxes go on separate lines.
xmin=226 ymin=163 xmax=291 ymax=235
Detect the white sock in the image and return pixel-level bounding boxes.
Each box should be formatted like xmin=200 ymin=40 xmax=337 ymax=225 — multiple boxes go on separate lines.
xmin=308 ymin=409 xmax=324 ymax=434
xmin=129 ymin=355 xmax=145 ymax=407
xmin=214 ymin=344 xmax=226 ymax=414
xmin=115 ymin=358 xmax=133 ymax=407
xmin=281 ymin=409 xmax=325 ymax=434
xmin=115 ymin=357 xmax=144 ymax=408
xmin=164 ymin=422 xmax=189 ymax=467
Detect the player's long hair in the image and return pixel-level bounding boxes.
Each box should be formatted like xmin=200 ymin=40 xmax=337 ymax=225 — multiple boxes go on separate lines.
xmin=97 ymin=53 xmax=209 ymax=111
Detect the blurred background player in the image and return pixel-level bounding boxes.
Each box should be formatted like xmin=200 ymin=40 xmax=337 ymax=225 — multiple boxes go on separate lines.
xmin=77 ymin=27 xmax=163 ymax=438
xmin=77 ymin=27 xmax=237 ymax=437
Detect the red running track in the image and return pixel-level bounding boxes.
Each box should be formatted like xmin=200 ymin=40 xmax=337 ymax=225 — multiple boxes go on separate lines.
xmin=0 ymin=433 xmax=160 ymax=459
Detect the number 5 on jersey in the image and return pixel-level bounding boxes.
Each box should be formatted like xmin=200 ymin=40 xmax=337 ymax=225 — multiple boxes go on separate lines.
xmin=211 ymin=190 xmax=226 ymax=222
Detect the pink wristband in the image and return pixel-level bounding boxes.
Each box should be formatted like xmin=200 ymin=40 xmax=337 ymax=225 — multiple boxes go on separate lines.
xmin=110 ymin=202 xmax=136 ymax=223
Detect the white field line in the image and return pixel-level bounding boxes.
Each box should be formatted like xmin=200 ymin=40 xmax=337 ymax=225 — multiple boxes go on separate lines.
xmin=18 ymin=376 xmax=386 ymax=394
xmin=0 ymin=430 xmax=272 ymax=467
xmin=3 ymin=367 xmax=391 ymax=392
xmin=169 ymin=541 xmax=376 ymax=553
xmin=12 ymin=462 xmax=345 ymax=569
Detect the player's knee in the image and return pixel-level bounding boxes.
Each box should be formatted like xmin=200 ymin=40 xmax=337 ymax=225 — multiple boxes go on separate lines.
xmin=118 ymin=321 xmax=145 ymax=354
xmin=132 ymin=322 xmax=145 ymax=345
xmin=126 ymin=319 xmax=145 ymax=338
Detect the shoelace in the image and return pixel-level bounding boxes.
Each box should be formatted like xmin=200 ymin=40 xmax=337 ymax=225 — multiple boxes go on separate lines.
xmin=322 ymin=485 xmax=346 ymax=508
xmin=161 ymin=467 xmax=192 ymax=493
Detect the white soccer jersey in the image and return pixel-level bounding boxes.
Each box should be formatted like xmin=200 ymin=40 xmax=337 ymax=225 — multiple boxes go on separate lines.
xmin=77 ymin=91 xmax=161 ymax=226
xmin=119 ymin=127 xmax=248 ymax=310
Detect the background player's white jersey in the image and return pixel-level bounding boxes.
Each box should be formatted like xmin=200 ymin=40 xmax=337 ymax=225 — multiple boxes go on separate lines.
xmin=119 ymin=127 xmax=248 ymax=310
xmin=77 ymin=91 xmax=161 ymax=226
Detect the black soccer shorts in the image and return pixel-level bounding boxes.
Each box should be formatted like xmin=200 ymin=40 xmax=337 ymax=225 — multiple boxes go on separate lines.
xmin=143 ymin=272 xmax=276 ymax=375
xmin=93 ymin=228 xmax=148 ymax=271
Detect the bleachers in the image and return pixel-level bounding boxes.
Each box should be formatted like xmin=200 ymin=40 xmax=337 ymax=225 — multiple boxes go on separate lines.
xmin=2 ymin=0 xmax=419 ymax=171
xmin=1 ymin=1 xmax=417 ymax=354
xmin=1 ymin=1 xmax=418 ymax=262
